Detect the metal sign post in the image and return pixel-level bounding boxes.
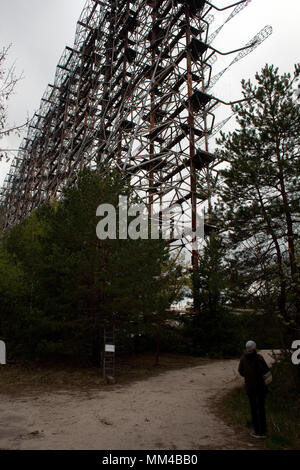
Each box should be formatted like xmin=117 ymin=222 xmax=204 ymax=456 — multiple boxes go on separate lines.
xmin=103 ymin=327 xmax=115 ymax=381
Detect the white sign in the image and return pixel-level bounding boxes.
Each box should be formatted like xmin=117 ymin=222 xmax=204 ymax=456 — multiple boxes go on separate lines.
xmin=105 ymin=344 xmax=115 ymax=353
xmin=0 ymin=341 xmax=6 ymax=365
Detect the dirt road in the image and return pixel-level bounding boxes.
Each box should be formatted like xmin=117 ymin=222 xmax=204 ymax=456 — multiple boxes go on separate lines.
xmin=0 ymin=352 xmax=274 ymax=450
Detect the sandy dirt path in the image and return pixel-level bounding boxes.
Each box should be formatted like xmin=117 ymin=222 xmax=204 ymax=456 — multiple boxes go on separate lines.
xmin=0 ymin=352 xmax=274 ymax=450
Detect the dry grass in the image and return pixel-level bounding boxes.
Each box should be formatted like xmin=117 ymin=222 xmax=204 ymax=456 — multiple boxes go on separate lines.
xmin=0 ymin=353 xmax=209 ymax=396
xmin=216 ymin=360 xmax=300 ymax=450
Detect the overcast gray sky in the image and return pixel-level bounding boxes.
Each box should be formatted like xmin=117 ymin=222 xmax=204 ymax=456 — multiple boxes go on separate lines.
xmin=0 ymin=0 xmax=299 ymax=185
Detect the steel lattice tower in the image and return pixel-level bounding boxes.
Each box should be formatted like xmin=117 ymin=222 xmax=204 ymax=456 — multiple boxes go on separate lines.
xmin=0 ymin=0 xmax=272 ymax=271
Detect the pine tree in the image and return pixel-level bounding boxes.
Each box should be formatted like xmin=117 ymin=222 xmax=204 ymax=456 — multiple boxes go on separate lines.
xmin=187 ymin=232 xmax=241 ymax=357
xmin=216 ymin=64 xmax=300 ymax=343
xmin=2 ymin=169 xmax=183 ymax=363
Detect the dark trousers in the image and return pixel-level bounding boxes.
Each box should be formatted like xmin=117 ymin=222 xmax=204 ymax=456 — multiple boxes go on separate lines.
xmin=248 ymin=392 xmax=267 ymax=435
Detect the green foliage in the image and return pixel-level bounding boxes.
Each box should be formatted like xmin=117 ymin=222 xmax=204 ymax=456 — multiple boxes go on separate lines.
xmin=193 ymin=232 xmax=228 ymax=313
xmin=184 ymin=232 xmax=243 ymax=357
xmin=215 ymin=63 xmax=300 ymax=340
xmin=221 ymin=357 xmax=300 ymax=450
xmin=3 ymin=63 xmax=299 ymax=365
xmin=0 ymin=169 xmax=184 ymax=363
xmin=0 ymin=245 xmax=29 ymax=356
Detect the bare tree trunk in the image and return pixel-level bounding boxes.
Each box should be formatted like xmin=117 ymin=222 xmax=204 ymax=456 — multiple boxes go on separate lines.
xmin=255 ymin=185 xmax=288 ymax=321
xmin=275 ymin=140 xmax=298 ymax=286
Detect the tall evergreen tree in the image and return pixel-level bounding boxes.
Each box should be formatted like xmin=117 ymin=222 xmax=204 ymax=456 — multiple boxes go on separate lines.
xmin=186 ymin=232 xmax=242 ymax=357
xmin=215 ymin=64 xmax=300 ymax=344
xmin=1 ymin=169 xmax=184 ymax=363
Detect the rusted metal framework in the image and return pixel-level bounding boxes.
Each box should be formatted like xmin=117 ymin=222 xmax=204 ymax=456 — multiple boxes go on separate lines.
xmin=0 ymin=0 xmax=272 ymax=268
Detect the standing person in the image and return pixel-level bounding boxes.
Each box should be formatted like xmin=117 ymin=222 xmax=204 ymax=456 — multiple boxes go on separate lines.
xmin=238 ymin=340 xmax=271 ymax=439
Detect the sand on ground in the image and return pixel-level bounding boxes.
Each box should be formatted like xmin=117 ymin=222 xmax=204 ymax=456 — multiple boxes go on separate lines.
xmin=0 ymin=351 xmax=275 ymax=450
